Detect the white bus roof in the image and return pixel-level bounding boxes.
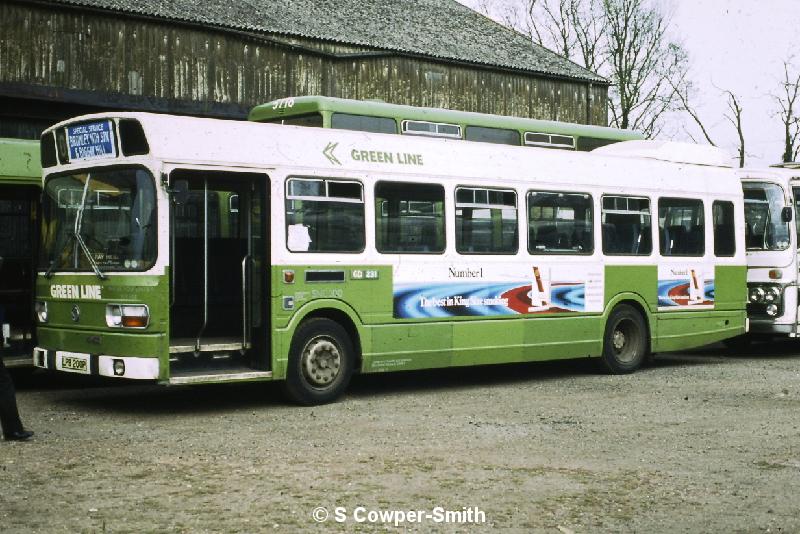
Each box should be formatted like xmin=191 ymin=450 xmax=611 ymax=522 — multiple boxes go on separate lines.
xmin=44 ymin=112 xmax=742 ymax=197
xmin=592 ymin=140 xmax=732 ymax=168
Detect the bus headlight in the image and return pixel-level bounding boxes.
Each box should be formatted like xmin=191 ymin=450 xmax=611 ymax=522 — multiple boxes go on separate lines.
xmin=748 ymin=287 xmax=766 ymax=304
xmin=766 ymin=304 xmax=779 ymax=316
xmin=105 ymin=304 xmax=149 ymax=328
xmin=35 ymin=301 xmax=48 ymax=323
xmin=764 ymin=286 xmax=782 ymax=304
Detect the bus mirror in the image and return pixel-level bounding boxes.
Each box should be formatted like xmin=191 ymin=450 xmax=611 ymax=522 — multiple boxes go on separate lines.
xmin=170 ymin=179 xmax=189 ymax=205
xmin=782 ymin=206 xmax=793 ymax=223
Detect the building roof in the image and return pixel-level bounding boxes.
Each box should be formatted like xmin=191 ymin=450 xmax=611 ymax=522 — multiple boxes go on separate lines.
xmin=38 ymin=0 xmax=607 ymax=83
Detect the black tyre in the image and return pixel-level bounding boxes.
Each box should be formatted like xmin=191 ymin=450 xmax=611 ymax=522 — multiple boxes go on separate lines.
xmin=601 ymin=304 xmax=648 ymax=374
xmin=283 ymin=318 xmax=355 ymax=405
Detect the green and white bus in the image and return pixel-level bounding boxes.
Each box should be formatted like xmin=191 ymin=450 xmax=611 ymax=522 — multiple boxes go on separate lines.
xmin=0 ymin=138 xmax=41 ymax=368
xmin=33 ymin=113 xmax=745 ymax=404
xmin=249 ymin=96 xmax=644 ymax=151
xmin=734 ymin=164 xmax=800 ymax=340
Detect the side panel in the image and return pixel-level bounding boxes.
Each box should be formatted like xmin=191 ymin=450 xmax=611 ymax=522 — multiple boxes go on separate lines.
xmin=273 ymin=261 xmax=746 ymax=375
xmin=653 ymin=265 xmax=747 ymax=352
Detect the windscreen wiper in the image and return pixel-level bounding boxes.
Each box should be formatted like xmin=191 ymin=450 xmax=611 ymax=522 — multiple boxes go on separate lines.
xmin=44 ymin=233 xmax=75 ymax=279
xmin=74 ymin=232 xmax=106 ymax=280
xmin=73 ymin=174 xmax=106 ymax=280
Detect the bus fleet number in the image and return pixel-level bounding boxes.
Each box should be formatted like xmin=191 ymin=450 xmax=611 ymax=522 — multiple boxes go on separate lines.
xmin=272 ymin=97 xmax=295 ymax=110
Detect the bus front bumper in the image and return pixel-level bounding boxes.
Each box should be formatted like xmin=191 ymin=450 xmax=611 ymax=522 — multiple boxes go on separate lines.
xmin=747 ymin=320 xmax=798 ymax=336
xmin=33 ymin=347 xmax=159 ymax=379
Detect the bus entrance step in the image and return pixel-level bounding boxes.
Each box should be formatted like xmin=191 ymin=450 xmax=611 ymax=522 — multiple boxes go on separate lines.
xmin=168 ymin=367 xmax=273 ymax=385
xmin=2 ymin=354 xmax=34 ymax=368
xmin=169 ymin=338 xmax=249 ymax=354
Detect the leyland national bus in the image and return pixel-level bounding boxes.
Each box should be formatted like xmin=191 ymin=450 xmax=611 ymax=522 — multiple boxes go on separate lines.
xmin=732 ymin=164 xmax=800 ymax=343
xmin=32 ymin=113 xmax=746 ymax=404
xmin=248 ymin=96 xmax=644 ymax=151
xmin=0 ymin=138 xmax=41 ymax=368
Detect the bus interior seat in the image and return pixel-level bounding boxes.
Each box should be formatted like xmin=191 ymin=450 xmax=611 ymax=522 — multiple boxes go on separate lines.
xmin=664 ymin=225 xmax=686 ymax=254
xmin=571 ymin=222 xmax=592 ymax=251
xmin=534 ymin=224 xmax=561 ymax=250
xmin=602 ymin=223 xmax=619 ymax=253
xmin=686 ymin=226 xmax=704 ymax=254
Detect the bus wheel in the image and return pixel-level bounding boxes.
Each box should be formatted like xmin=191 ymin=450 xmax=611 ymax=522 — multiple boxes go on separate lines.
xmin=601 ymin=304 xmax=648 ymax=374
xmin=284 ymin=318 xmax=354 ymax=405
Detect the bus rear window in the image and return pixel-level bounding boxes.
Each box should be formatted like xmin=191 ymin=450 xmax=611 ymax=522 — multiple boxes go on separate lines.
xmin=285 ymin=177 xmax=364 ymax=253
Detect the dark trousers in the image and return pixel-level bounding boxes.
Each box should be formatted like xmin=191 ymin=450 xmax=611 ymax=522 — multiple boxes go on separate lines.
xmin=0 ymin=356 xmax=24 ymax=437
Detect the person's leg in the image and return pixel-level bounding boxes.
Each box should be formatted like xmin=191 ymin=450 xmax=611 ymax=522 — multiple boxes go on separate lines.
xmin=0 ymin=357 xmax=26 ymax=439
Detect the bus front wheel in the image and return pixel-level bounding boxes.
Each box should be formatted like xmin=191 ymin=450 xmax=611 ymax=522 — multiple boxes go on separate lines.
xmin=284 ymin=318 xmax=355 ymax=405
xmin=601 ymin=304 xmax=648 ymax=374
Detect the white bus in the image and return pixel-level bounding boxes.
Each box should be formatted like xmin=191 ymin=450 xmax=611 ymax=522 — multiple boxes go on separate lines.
xmin=735 ymin=164 xmax=799 ymax=342
xmin=33 ymin=113 xmax=746 ymax=404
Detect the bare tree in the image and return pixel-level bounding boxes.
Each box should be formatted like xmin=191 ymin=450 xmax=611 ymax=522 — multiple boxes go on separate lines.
xmin=603 ymin=0 xmax=689 ymax=137
xmin=474 ymin=0 xmax=689 ymax=137
xmin=724 ymin=91 xmax=745 ymax=167
xmin=672 ymin=80 xmax=717 ymax=146
xmin=776 ymin=60 xmax=800 ymax=163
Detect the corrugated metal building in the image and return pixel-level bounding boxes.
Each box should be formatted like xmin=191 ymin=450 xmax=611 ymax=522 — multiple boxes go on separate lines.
xmin=0 ymin=0 xmax=609 ymax=139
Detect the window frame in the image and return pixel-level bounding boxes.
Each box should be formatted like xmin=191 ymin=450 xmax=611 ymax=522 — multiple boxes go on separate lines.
xmin=374 ymin=180 xmax=446 ymax=255
xmin=330 ymin=113 xmax=397 ymax=134
xmin=526 ymin=189 xmax=594 ymax=255
xmin=712 ymin=200 xmax=736 ymax=257
xmin=454 ymin=185 xmax=519 ymax=255
xmin=401 ymin=120 xmax=462 ymax=139
xmin=523 ymin=131 xmax=576 ymax=150
xmin=284 ymin=176 xmax=366 ymax=254
xmin=600 ymin=194 xmax=653 ymax=257
xmin=463 ymin=126 xmax=520 ymax=146
xmin=658 ymin=197 xmax=706 ymax=257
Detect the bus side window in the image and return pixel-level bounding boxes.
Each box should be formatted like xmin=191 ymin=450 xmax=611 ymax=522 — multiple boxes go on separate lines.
xmin=375 ymin=182 xmax=445 ymax=254
xmin=527 ymin=190 xmax=593 ymax=254
xmin=713 ymin=200 xmax=736 ymax=256
xmin=658 ymin=198 xmax=704 ymax=256
xmin=601 ymin=196 xmax=652 ymax=255
xmin=285 ymin=177 xmax=365 ymax=253
xmin=455 ymin=187 xmax=517 ymax=254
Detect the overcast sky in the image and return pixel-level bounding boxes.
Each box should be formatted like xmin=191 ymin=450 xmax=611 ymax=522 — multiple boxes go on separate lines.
xmin=456 ymin=0 xmax=800 ymax=166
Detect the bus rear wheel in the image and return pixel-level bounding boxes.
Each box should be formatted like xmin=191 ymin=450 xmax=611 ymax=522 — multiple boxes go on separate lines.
xmin=601 ymin=304 xmax=648 ymax=374
xmin=284 ymin=318 xmax=354 ymax=405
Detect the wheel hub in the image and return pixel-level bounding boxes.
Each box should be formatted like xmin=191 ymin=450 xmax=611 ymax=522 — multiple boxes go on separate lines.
xmin=302 ymin=337 xmax=342 ymax=387
xmin=613 ymin=329 xmax=626 ymax=351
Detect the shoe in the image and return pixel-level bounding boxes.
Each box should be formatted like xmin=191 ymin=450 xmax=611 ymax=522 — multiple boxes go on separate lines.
xmin=4 ymin=430 xmax=34 ymax=441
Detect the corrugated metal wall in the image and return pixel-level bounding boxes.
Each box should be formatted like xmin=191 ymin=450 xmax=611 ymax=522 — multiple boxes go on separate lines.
xmin=0 ymin=2 xmax=608 ymax=131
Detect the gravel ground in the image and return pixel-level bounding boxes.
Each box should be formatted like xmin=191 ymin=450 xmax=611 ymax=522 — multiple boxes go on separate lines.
xmin=2 ymin=341 xmax=800 ymax=533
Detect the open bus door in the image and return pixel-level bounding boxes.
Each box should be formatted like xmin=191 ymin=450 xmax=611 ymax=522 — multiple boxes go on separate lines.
xmin=0 ymin=185 xmax=39 ymax=367
xmin=166 ymin=168 xmax=270 ymax=381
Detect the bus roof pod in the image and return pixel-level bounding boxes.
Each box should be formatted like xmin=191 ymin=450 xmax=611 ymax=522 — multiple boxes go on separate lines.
xmin=592 ymin=140 xmax=732 ymax=168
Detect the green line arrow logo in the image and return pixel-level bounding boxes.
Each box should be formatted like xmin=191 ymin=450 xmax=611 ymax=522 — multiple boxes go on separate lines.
xmin=323 ymin=142 xmax=341 ymax=165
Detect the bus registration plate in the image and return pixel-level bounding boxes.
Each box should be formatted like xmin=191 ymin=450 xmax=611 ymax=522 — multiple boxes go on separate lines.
xmin=58 ymin=351 xmax=90 ymax=374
